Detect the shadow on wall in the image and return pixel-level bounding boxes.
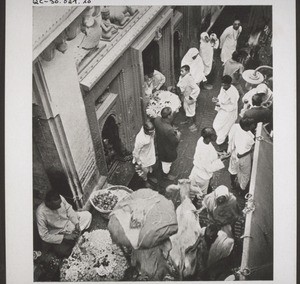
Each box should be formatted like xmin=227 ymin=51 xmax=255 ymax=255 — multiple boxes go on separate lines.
xmin=46 ymin=169 xmax=76 ymax=209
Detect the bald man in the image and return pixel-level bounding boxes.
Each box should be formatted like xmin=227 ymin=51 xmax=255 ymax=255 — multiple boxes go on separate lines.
xmin=132 ymin=121 xmax=156 ymax=185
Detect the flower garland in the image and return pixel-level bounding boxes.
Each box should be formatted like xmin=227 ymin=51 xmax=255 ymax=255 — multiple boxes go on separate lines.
xmin=60 ymin=229 xmax=128 ymax=281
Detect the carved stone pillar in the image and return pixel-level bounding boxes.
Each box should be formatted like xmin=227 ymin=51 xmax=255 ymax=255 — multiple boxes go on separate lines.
xmin=35 ymin=49 xmax=100 ymax=206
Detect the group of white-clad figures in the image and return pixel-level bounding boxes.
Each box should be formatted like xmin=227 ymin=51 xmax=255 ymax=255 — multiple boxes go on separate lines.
xmin=131 ymin=18 xmax=273 ymax=279
xmin=34 ymin=19 xmax=273 ymax=281
xmin=136 ymin=18 xmax=272 ymax=190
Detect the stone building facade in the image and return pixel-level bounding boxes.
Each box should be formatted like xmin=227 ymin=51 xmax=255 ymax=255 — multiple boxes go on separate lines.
xmin=33 ymin=5 xmax=223 ymax=209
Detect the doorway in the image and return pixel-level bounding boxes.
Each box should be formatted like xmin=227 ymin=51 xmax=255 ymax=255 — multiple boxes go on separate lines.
xmin=142 ymin=40 xmax=160 ymax=75
xmin=101 ymin=115 xmax=122 ymax=171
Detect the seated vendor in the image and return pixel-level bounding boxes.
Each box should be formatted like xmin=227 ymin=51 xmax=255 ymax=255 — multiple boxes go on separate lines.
xmin=36 ymin=190 xmax=92 ymax=258
xmin=144 ymin=68 xmax=166 ymax=96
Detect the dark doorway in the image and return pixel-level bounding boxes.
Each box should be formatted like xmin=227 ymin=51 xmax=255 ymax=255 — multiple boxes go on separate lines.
xmin=173 ymin=31 xmax=181 ymax=82
xmin=101 ymin=115 xmax=122 ymax=171
xmin=142 ymin=40 xmax=160 ymax=75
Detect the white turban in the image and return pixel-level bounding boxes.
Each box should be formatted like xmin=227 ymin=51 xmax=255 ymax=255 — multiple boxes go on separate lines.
xmin=214 ymin=185 xmax=229 ymax=199
xmin=256 ymin=83 xmax=268 ymax=94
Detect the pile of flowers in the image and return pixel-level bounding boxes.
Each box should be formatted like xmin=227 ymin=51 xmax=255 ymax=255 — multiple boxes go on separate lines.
xmin=60 ymin=229 xmax=129 ymax=281
xmin=90 ymin=187 xmax=131 ymax=213
xmin=92 ymin=191 xmax=118 ymax=212
xmin=146 ymin=90 xmax=181 ymax=118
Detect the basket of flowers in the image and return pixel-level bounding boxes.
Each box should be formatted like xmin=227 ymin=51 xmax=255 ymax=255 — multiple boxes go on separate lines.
xmin=146 ymin=90 xmax=181 ymax=118
xmin=90 ymin=185 xmax=133 ymax=219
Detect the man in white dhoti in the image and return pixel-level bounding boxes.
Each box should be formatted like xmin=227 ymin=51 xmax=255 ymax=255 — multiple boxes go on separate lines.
xmin=227 ymin=117 xmax=256 ymax=192
xmin=177 ymin=65 xmax=200 ymax=132
xmin=212 ymin=75 xmax=239 ymax=148
xmin=36 ymin=190 xmax=92 ymax=258
xmin=189 ymin=128 xmax=229 ymax=196
xmin=220 ymin=19 xmax=242 ymax=64
xmin=132 ymin=121 xmax=156 ymax=185
xmin=181 ymin=48 xmax=206 ymax=85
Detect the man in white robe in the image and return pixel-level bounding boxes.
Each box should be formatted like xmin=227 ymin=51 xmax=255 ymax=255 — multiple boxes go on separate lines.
xmin=220 ymin=19 xmax=242 ymax=64
xmin=228 ymin=117 xmax=256 ymax=192
xmin=212 ymin=75 xmax=239 ymax=147
xmin=189 ymin=128 xmax=228 ymax=195
xmin=132 ymin=121 xmax=156 ymax=184
xmin=177 ymin=65 xmax=200 ymax=132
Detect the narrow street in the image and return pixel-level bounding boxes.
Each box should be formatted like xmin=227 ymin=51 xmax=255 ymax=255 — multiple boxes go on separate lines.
xmin=89 ymin=51 xmax=244 ymax=237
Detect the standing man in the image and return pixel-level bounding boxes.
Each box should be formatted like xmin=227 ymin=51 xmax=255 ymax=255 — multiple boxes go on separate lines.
xmin=223 ymin=51 xmax=244 ymax=85
xmin=189 ymin=127 xmax=229 ymax=196
xmin=177 ymin=65 xmax=200 ymax=132
xmin=153 ymin=107 xmax=181 ymax=180
xmin=228 ymin=117 xmax=256 ymax=193
xmin=243 ymin=93 xmax=273 ymax=129
xmin=36 ymin=190 xmax=92 ymax=258
xmin=212 ymin=75 xmax=239 ymax=150
xmin=220 ymin=19 xmax=242 ymax=64
xmin=132 ymin=121 xmax=156 ymax=186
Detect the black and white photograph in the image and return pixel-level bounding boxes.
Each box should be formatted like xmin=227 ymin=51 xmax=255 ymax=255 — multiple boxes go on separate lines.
xmin=5 ymin=0 xmax=297 ymax=283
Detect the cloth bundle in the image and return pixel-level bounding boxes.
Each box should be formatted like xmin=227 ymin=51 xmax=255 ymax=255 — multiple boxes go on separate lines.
xmin=108 ymin=188 xmax=178 ymax=250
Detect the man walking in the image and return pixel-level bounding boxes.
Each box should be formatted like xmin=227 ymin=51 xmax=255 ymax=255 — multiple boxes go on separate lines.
xmin=153 ymin=107 xmax=181 ymax=180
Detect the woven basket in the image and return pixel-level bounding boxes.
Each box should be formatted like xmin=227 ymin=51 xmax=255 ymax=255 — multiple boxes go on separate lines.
xmin=90 ymin=185 xmax=132 ymax=219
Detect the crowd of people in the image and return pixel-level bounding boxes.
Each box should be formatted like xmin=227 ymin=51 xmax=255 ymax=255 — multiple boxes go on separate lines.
xmin=35 ymin=18 xmax=273 ymax=281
